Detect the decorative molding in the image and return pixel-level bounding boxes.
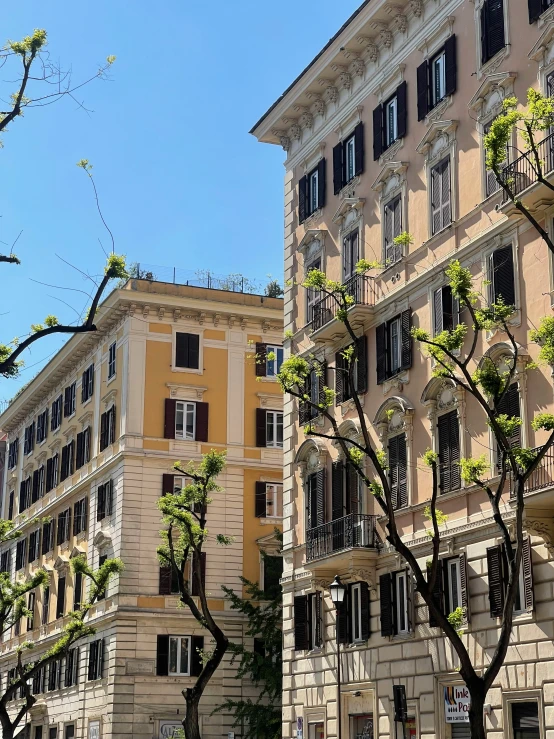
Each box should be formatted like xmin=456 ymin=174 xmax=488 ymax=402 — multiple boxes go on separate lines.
xmin=468 ymin=72 xmax=517 ymax=119
xmin=371 ymin=161 xmax=409 ymax=195
xmin=93 ymin=530 xmax=112 ymax=551
xmin=332 ymin=197 xmax=365 ymax=225
xmin=408 ymin=0 xmax=423 ymax=18
xmin=101 ymin=388 xmax=117 ymax=410
xmin=298 ymin=228 xmax=328 ymax=256
xmin=416 ymin=120 xmax=458 ymax=159
xmin=166 ymin=383 xmax=207 ymax=401
xmin=257 ymin=392 xmax=283 ymax=410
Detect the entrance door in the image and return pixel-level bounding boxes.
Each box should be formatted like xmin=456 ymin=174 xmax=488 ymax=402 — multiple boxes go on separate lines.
xmin=352 ymin=714 xmax=373 ymax=739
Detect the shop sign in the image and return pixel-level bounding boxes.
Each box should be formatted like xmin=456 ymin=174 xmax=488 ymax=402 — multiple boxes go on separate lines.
xmin=444 ymin=685 xmax=470 ymax=723
xmin=160 ymin=721 xmax=183 ymax=738
xmin=88 ymin=721 xmax=100 ymax=739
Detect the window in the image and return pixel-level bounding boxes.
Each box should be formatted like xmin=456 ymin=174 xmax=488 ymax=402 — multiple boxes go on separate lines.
xmin=380 ymin=570 xmax=412 ymax=636
xmin=480 ymin=0 xmax=505 ymax=65
xmin=73 ymin=572 xmax=83 ymax=610
xmin=388 ymin=434 xmax=408 ymax=510
xmin=306 ymin=258 xmax=322 ymax=324
xmin=97 ymin=480 xmax=114 ymax=521
xmin=529 ymin=0 xmax=554 ymax=22
xmin=293 ymin=592 xmax=323 ymax=650
xmin=48 ymin=659 xmax=62 ymax=691
xmin=49 ymin=729 xmax=58 ymax=739
xmin=343 ymin=230 xmax=360 ymax=281
xmin=255 ymin=482 xmax=283 ymax=518
xmin=335 ymin=337 xmax=368 ymax=404
xmin=60 ymin=440 xmax=75 ymax=482
xmin=0 ymin=550 xmax=11 ymax=574
xmin=484 ymin=119 xmax=508 ymax=197
xmin=87 ymin=638 xmax=104 ymax=680
xmin=73 ymin=498 xmax=88 ymax=536
xmin=495 ymin=383 xmax=521 ymax=468
xmin=29 ymin=530 xmax=41 ymax=563
xmin=42 ymin=521 xmax=54 ymax=555
xmin=299 ymin=159 xmax=326 ymax=223
xmin=19 ymin=476 xmax=31 ymax=514
xmin=32 ymin=665 xmax=46 ymax=695
xmin=175 ymin=401 xmax=196 ymax=440
xmin=32 ymin=466 xmax=45 ymax=503
xmin=262 ymin=555 xmax=283 ymax=598
xmin=81 ymin=364 xmax=94 ymax=403
xmin=431 ymin=157 xmax=452 ymax=235
xmin=46 ymin=454 xmax=59 ymax=492
xmin=42 ymin=587 xmax=50 ymax=625
xmin=56 ymin=577 xmax=66 ymax=619
xmin=265 ymin=411 xmax=283 ymax=448
xmin=8 ymin=437 xmax=19 ymax=470
xmin=108 ymin=342 xmax=116 ymax=379
xmin=51 ymin=395 xmax=62 ymax=431
xmin=336 ymin=581 xmax=371 ymax=644
xmin=64 ymin=725 xmax=75 ymax=739
xmin=352 ymin=715 xmax=374 ymax=739
xmin=299 ymin=365 xmax=326 ymax=423
xmin=333 ymin=122 xmax=365 ymax=194
xmin=351 ymin=583 xmax=364 ymax=642
xmin=8 ymin=490 xmax=14 ymax=520
xmin=511 ymin=701 xmax=540 ymax=739
xmin=34 ymin=727 xmax=43 ymax=739
xmin=266 ymin=345 xmax=283 ymax=376
xmin=331 ymin=460 xmax=361 ymax=526
xmin=75 ymin=427 xmax=91 ymax=469
xmin=373 ymin=83 xmax=407 ymax=160
xmin=16 ymin=538 xmax=27 ymax=571
xmin=63 ymin=383 xmax=76 ymax=418
xmin=169 ymin=635 xmax=191 ymax=675
xmin=487 ymin=538 xmax=534 ymax=617
xmin=64 ymin=647 xmax=79 ymax=688
xmin=489 ymin=245 xmax=516 ymax=307
xmin=175 ymin=332 xmax=200 ymax=369
xmin=438 ymin=410 xmax=461 ymax=493
xmin=27 ymin=591 xmax=35 ymax=631
xmin=305 ymin=469 xmax=325 ymax=532
xmin=157 ymin=635 xmax=203 ymax=676
xmin=56 ymin=509 xmax=71 ymax=545
xmin=376 ymin=310 xmax=412 ymax=384
xmin=384 ymin=196 xmax=402 ymax=266
xmin=36 ymin=409 xmax=48 ymax=444
xmin=99 ymin=405 xmax=116 ymax=451
xmin=24 ymin=422 xmax=35 ymax=456
xmin=417 ymin=35 xmax=457 ymax=120
xmin=159 ymin=563 xmax=180 ymax=595
xmin=434 ymin=285 xmax=458 ymax=335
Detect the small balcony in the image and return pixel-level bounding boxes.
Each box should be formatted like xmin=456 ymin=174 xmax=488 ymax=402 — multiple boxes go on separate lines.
xmin=311 ymin=272 xmax=375 ymax=339
xmin=500 ymin=131 xmax=554 ymax=209
xmin=306 ymin=513 xmax=381 ymax=564
xmin=510 ymin=446 xmax=554 ymax=505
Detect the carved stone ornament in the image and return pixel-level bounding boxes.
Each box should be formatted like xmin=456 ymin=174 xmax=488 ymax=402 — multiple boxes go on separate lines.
xmin=337 ymin=71 xmax=352 ymax=91
xmin=271 ymin=129 xmax=291 ymax=151
xmin=525 ymin=518 xmax=554 ymax=557
xmin=311 ymin=97 xmax=326 ymax=116
xmin=93 ymin=530 xmax=112 ymax=551
xmin=378 ymin=27 xmax=393 ymax=48
xmin=167 ymin=383 xmax=207 ymax=401
xmin=437 ymin=383 xmax=457 ymax=411
xmin=298 ymin=109 xmax=314 ymax=130
xmin=158 ymin=306 xmax=165 ymax=321
xmin=288 ymin=123 xmax=302 ymax=141
xmin=349 ymin=57 xmax=365 ymax=78
xmin=323 ymin=85 xmax=339 ymax=105
xmin=389 ymin=11 xmax=407 ymax=33
xmin=257 ymin=392 xmax=283 ymax=410
xmin=357 ymin=36 xmax=380 ymax=62
xmin=54 ymin=555 xmax=70 ymax=574
xmin=409 ymin=0 xmax=423 ymax=17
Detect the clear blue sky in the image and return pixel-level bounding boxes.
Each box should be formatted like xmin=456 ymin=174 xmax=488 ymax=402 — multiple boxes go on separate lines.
xmin=0 ymin=0 xmax=360 ymax=400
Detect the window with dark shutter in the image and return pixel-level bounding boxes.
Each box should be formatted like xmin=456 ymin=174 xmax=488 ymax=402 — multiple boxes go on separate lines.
xmin=481 ymin=0 xmax=505 ymax=64
xmin=438 ymin=410 xmax=460 ymax=493
xmin=195 ymin=402 xmax=209 ymax=442
xmin=262 ymin=555 xmax=283 ymax=599
xmin=294 ymin=595 xmax=309 ymax=650
xmin=255 ymin=343 xmax=267 ymax=377
xmin=335 ymin=350 xmax=346 ymax=404
xmin=331 ymin=461 xmax=345 ymax=524
xmin=495 ymin=383 xmax=521 ymax=468
xmin=354 ymin=122 xmax=364 ymax=176
xmin=164 ymin=399 xmax=177 ymax=440
xmin=337 ymin=593 xmax=350 ymax=645
xmin=175 ymin=333 xmax=200 ymax=369
xmin=491 ymin=245 xmax=515 ymax=307
xmin=56 ymin=577 xmax=66 ymax=619
xmin=255 ymin=481 xmax=267 ymax=518
xmin=427 ymin=560 xmax=444 ymax=627
xmin=529 ymin=0 xmax=548 ymax=23
xmin=73 ymin=572 xmax=83 ymax=610
xmin=384 ymin=195 xmax=402 ymax=266
xmin=487 ymin=544 xmax=505 ymax=617
xmin=388 ymin=434 xmax=408 ymax=510
xmin=256 ymin=408 xmax=267 ymax=447
xmin=417 ymin=61 xmax=429 ymax=121
xmin=396 ymin=81 xmax=407 ymax=139
xmin=359 ymin=581 xmax=371 ymax=641
xmin=317 ymin=157 xmax=326 ymax=210
xmin=379 ymin=573 xmax=394 ymax=636
xmin=434 ymin=285 xmax=456 ymax=335
xmin=431 ymin=157 xmax=452 ymax=235
xmin=373 ymin=103 xmax=384 ymax=161
xmin=333 ymin=142 xmax=344 ymax=194
xmin=298 ymin=175 xmax=307 ymax=224
xmin=444 ymin=35 xmax=457 ymax=97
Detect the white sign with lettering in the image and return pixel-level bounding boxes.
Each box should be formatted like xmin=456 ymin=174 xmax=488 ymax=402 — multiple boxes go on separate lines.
xmin=160 ymin=721 xmax=183 ymax=738
xmin=89 ymin=720 xmax=100 ymax=739
xmin=444 ymin=686 xmax=470 ymax=723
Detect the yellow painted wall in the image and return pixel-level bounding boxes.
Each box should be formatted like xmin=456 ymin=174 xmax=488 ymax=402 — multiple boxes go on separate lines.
xmin=242 ymin=467 xmax=283 ymax=588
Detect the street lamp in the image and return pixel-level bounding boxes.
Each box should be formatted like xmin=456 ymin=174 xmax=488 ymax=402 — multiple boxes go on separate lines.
xmin=329 ymin=576 xmax=347 ymax=739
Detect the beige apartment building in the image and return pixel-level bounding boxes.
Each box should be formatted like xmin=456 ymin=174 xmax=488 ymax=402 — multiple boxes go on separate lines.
xmin=0 ymin=278 xmax=284 ymax=739
xmin=252 ymin=1 xmax=554 ymax=738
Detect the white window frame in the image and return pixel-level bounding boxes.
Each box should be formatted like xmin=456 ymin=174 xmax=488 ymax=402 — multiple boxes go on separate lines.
xmin=172 ymin=475 xmax=191 ymax=494
xmin=431 ymin=50 xmax=446 ymax=107
xmin=175 ymin=401 xmax=196 ymax=441
xmin=350 ymin=582 xmax=363 ymax=642
xmin=266 ymin=410 xmax=283 ymax=449
xmin=513 ymin=560 xmax=527 ymax=615
xmin=395 ymin=571 xmax=409 ymax=635
xmin=385 ymin=95 xmax=398 ymax=148
xmin=306 ymin=257 xmax=322 ymax=324
xmin=474 ymin=0 xmax=511 ymax=78
xmin=383 ymin=194 xmax=403 ymax=267
xmin=108 ymin=342 xmax=116 ymax=380
xmin=343 ymin=229 xmax=360 ymax=281
xmin=309 ymin=592 xmax=321 ymax=650
xmin=503 ymin=692 xmax=544 ymax=739
xmin=309 ymin=168 xmax=319 ymax=215
xmin=345 ymin=134 xmax=356 ymax=183
xmin=168 ymin=635 xmax=191 ymax=676
xmin=171 ymin=328 xmax=204 ymax=375
xmin=264 ymin=482 xmax=283 ymax=518
xmin=266 ymin=345 xmax=284 ymax=376
xmin=389 ymin=317 xmax=402 ymax=374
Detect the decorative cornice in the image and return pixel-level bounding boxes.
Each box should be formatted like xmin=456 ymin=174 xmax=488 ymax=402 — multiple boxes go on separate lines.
xmin=332 ymin=197 xmax=365 ymax=225
xmin=166 ymin=383 xmax=207 ymax=401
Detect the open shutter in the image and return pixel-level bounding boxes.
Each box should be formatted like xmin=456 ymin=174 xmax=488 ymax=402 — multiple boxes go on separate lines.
xmin=529 ymin=0 xmax=544 ymax=22
xmin=191 ymin=636 xmax=204 ymax=676
xmin=389 ymin=436 xmax=400 ymax=511
xmin=299 ymin=176 xmax=307 ymax=224
xmin=522 ymin=537 xmax=534 ymax=612
xmin=162 ymin=474 xmax=175 ymax=497
xmin=337 ymin=597 xmax=350 ymax=644
xmin=347 ymin=462 xmax=360 ymax=515
xmin=380 ymin=573 xmax=394 ymax=636
xmin=444 ymin=35 xmax=457 ymax=97
xmin=335 ymin=351 xmax=345 ymax=404
xmin=441 ymin=158 xmax=451 ymax=229
xmin=316 ymin=469 xmax=325 ymax=527
xmin=417 ymin=61 xmax=429 ymax=120
xmin=438 ymin=413 xmax=451 ymax=493
xmin=355 ymin=336 xmax=368 ymax=394
xmin=396 ymin=81 xmax=407 ymax=139
xmin=384 ymin=200 xmax=394 ymax=263
xmin=492 ymin=246 xmax=515 ymax=306
xmin=434 ymin=287 xmax=444 ymax=335
xmin=314 ymin=592 xmax=323 ymax=647
xmin=480 ymin=4 xmax=488 ymax=64
xmin=256 ymin=409 xmax=267 ymax=447
xmin=333 ymin=143 xmax=343 ymax=194
xmin=294 ymin=595 xmax=309 ymax=650
xmin=317 ymin=158 xmax=326 ymax=210
xmin=400 ymin=309 xmax=412 ymax=371
xmin=255 ymin=343 xmax=267 ymax=377
xmin=156 ymin=635 xmax=169 ymax=675
xmin=99 ymin=412 xmax=107 ymax=451
xmin=318 ymin=362 xmax=327 ymax=408
xmin=360 ymin=582 xmax=371 ymax=640
xmin=332 ymin=462 xmax=344 ymax=521
xmin=459 ymin=553 xmax=469 ymax=624
xmin=354 ymin=122 xmax=365 ymax=176
xmin=255 ymin=482 xmax=267 ymax=518
xmin=427 ymin=560 xmax=444 ymax=627
xmin=397 ymin=434 xmax=408 ymax=509
xmin=376 ymin=323 xmax=387 ymax=385
xmin=449 ymin=411 xmax=461 ymax=490
xmin=195 ymin=402 xmax=209 ymax=442
xmin=163 ymin=399 xmax=177 ymax=439
xmin=159 ymin=567 xmax=172 ymax=595
xmin=431 ymin=164 xmax=442 ymax=235
xmin=373 ymin=104 xmax=383 ymax=160
xmin=406 ymin=570 xmax=414 ymax=632
xmin=487 ymin=545 xmax=505 ymax=617
xmin=306 ymin=474 xmax=317 ymax=531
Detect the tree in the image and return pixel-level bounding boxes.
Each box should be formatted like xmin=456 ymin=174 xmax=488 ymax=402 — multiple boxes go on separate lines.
xmin=278 ymin=90 xmax=554 ymax=739
xmin=214 ymin=562 xmax=283 ymax=739
xmin=0 ymin=518 xmax=123 ymax=739
xmin=265 ymin=279 xmax=284 ymax=298
xmin=157 ymin=451 xmax=231 ymax=739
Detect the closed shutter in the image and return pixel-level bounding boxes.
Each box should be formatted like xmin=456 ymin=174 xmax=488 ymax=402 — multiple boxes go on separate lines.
xmin=74 ymin=572 xmax=82 ymax=610
xmin=400 ymin=309 xmax=412 ymax=371
xmin=314 ymin=591 xmax=323 ymax=647
xmin=162 ymin=474 xmax=175 ymax=497
xmin=356 ymin=336 xmax=368 ymax=394
xmin=354 ymin=122 xmax=365 ymax=176
xmin=255 ymin=482 xmax=267 ymax=518
xmin=482 ymin=0 xmax=505 ymax=63
xmin=316 ymin=469 xmax=326 ymax=527
xmin=529 ymin=0 xmax=544 ymax=23
xmin=384 ymin=200 xmax=394 ymax=263
xmin=335 ymin=351 xmax=345 ymax=404
xmin=164 ymin=399 xmax=177 ymax=439
xmin=347 ymin=462 xmax=360 ymax=515
xmin=256 ymin=409 xmax=267 ymax=447
xmin=444 ymin=35 xmax=457 ymax=97
xmin=459 ymin=552 xmax=469 ymax=624
xmin=496 ymin=384 xmax=521 ymax=467
xmin=333 ymin=143 xmax=344 ymax=194
xmin=434 ymin=287 xmax=444 ymax=335
xmin=360 ymin=581 xmax=371 ymax=640
xmin=373 ymin=104 xmax=383 ymax=160
xmin=294 ymin=595 xmax=309 ymax=650
xmin=492 ymin=246 xmax=515 ymax=306
xmin=397 ymin=434 xmax=408 ymax=509
xmin=449 ymin=410 xmax=461 ymax=490
xmin=306 ymin=474 xmax=318 ymax=531
xmin=417 ymin=61 xmax=429 ymax=120
xmin=332 ymin=462 xmax=344 ymax=521
xmin=427 ymin=560 xmax=444 ymax=627
xmin=76 ymin=432 xmax=84 ymax=469
xmin=396 ymin=81 xmax=407 ymax=139
xmin=487 ymin=544 xmax=505 ymax=617
xmin=299 ymin=175 xmax=307 ymax=224
xmin=317 ymin=158 xmax=326 ymax=210
xmin=337 ymin=598 xmax=350 ymax=645
xmin=406 ymin=570 xmax=414 ymax=632
xmin=438 ymin=410 xmax=460 ymax=493
xmin=442 ymin=158 xmax=452 ymax=228
xmin=191 ymin=636 xmax=204 ymax=676
xmin=376 ymin=323 xmax=387 ymax=385
xmin=255 ymin=343 xmax=267 ymax=377
xmin=379 ymin=573 xmax=394 ymax=636
xmin=195 ymin=402 xmax=209 ymax=442
xmin=318 ymin=361 xmax=328 ymax=408
xmin=389 ymin=436 xmax=400 ymax=511
xmin=522 ymin=537 xmax=534 ymax=612
xmin=159 ymin=567 xmax=172 ymax=595
xmin=156 ymin=635 xmax=169 ymax=675
xmin=431 ymin=163 xmax=442 ymax=235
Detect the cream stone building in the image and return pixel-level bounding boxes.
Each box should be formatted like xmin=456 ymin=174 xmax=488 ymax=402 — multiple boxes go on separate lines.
xmin=252 ymin=1 xmax=554 ymax=738
xmin=0 ymin=278 xmax=284 ymax=739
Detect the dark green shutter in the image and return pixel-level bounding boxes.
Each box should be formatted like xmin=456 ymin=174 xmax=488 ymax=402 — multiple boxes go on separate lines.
xmin=332 ymin=462 xmax=344 ymax=521
xmin=487 ymin=545 xmax=505 ymax=617
xmin=316 ymin=469 xmax=325 ymax=527
xmin=373 ymin=104 xmax=383 ymax=160
xmin=522 ymin=537 xmax=534 ymax=612
xmin=356 ymin=336 xmax=368 ymax=394
xmin=492 ymin=246 xmax=515 ymax=307
xmin=380 ymin=574 xmax=394 ymax=636
xmin=156 ymin=635 xmax=169 ymax=675
xmin=360 ymin=582 xmax=370 ymax=640
xmin=299 ymin=176 xmax=307 ymax=224
xmin=317 ymin=158 xmax=326 ymax=210
xmin=354 ymin=122 xmax=365 ymax=176
xmin=376 ymin=323 xmax=387 ymax=384
xmin=333 ymin=143 xmax=343 ymax=194
xmin=256 ymin=409 xmax=267 ymax=447
xmin=400 ymin=309 xmax=412 ymax=371
xmin=396 ymin=81 xmax=407 ymax=139
xmin=529 ymin=0 xmax=544 ymax=22
xmin=294 ymin=595 xmax=309 ymax=650
xmin=444 ymin=35 xmax=457 ymax=97
xmin=427 ymin=560 xmax=444 ymax=627
xmin=335 ymin=351 xmax=345 ymax=404
xmin=417 ymin=61 xmax=429 ymax=120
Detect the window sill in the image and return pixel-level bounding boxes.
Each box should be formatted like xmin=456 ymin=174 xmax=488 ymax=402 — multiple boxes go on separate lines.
xmin=107 ymin=373 xmax=117 ymax=386
xmin=301 ymin=208 xmax=323 ymax=227
xmin=380 ymin=257 xmax=404 ymax=276
xmin=479 ymin=47 xmax=509 ymax=80
xmin=379 ymin=137 xmax=404 ymax=164
xmin=260 ymin=376 xmax=279 ymax=383
xmin=260 ymin=516 xmax=284 ymax=525
xmin=425 ymin=96 xmax=452 ymax=125
xmin=339 ymin=176 xmax=361 ymax=200
xmin=81 ymin=397 xmax=93 ymax=408
xmin=171 ymin=366 xmax=203 ymax=376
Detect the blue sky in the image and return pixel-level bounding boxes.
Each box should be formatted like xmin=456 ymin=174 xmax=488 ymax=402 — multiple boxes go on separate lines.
xmin=0 ymin=0 xmax=360 ymax=400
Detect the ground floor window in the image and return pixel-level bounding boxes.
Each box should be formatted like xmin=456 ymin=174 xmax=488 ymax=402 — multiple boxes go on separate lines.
xmin=450 ymin=726 xmax=471 ymax=739
xmin=395 ymin=716 xmax=417 ymax=739
xmin=351 ymin=714 xmax=373 ymax=739
xmin=308 ymin=722 xmax=325 ymax=739
xmin=511 ymin=702 xmax=540 ymax=739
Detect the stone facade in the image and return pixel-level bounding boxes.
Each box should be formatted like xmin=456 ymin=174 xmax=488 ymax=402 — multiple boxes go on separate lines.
xmin=0 ymin=280 xmax=283 ymax=739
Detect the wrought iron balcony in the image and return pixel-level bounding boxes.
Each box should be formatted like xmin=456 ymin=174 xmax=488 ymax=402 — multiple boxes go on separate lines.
xmin=500 ymin=131 xmax=554 ymax=203
xmin=311 ymin=272 xmax=375 ymax=333
xmin=510 ymin=446 xmax=554 ymax=499
xmin=306 ymin=513 xmax=381 ymax=562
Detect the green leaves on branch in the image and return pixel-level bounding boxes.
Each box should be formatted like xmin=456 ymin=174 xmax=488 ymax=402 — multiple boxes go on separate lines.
xmin=459 ymin=456 xmax=488 ymax=485
xmin=30 ymin=315 xmax=59 ymax=333
xmin=445 ymin=260 xmax=474 ymax=304
xmin=422 ymin=449 xmax=439 ymax=467
xmin=447 ymin=606 xmax=465 ymax=635
xmin=474 ymin=298 xmax=514 ymax=330
xmin=412 ymin=323 xmax=466 ymax=378
xmin=490 ymin=413 xmax=522 ymax=440
xmin=532 ymin=413 xmax=554 ymax=432
xmin=472 ymin=357 xmax=510 ymax=399
xmin=105 ymin=253 xmax=128 ymax=280
xmin=7 ymin=29 xmax=47 ymax=57
xmin=530 ymin=315 xmax=554 ymax=366
xmin=424 ymin=505 xmax=448 ymax=527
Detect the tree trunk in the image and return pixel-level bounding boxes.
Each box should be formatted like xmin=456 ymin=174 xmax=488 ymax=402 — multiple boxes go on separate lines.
xmin=183 ymin=692 xmax=201 ymax=739
xmin=468 ymin=686 xmax=486 ymax=739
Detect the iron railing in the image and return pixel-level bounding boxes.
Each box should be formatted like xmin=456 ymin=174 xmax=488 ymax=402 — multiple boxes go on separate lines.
xmin=510 ymin=446 xmax=554 ymax=498
xmin=306 ymin=513 xmax=380 ymax=562
xmin=311 ymin=273 xmax=374 ymax=332
xmin=500 ymin=131 xmax=554 ymax=202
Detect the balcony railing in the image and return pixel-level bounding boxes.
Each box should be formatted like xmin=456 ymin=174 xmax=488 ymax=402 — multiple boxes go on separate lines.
xmin=311 ymin=273 xmax=375 ymax=332
xmin=306 ymin=513 xmax=380 ymax=562
xmin=500 ymin=131 xmax=554 ymax=202
xmin=510 ymin=446 xmax=554 ymax=498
